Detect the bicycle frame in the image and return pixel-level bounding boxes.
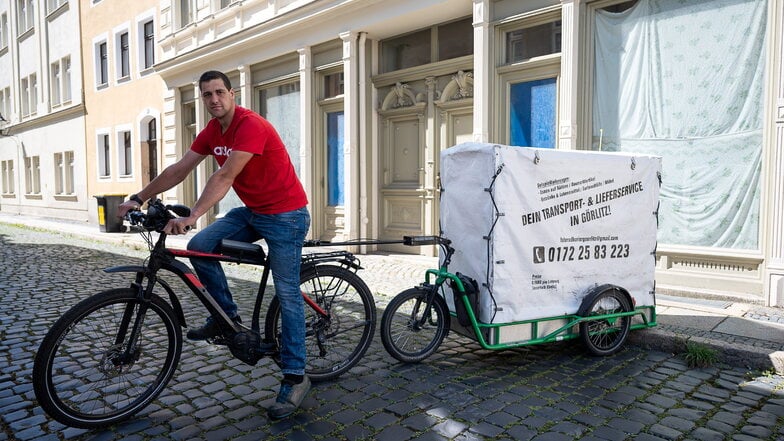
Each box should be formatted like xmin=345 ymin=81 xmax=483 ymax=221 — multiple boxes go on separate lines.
xmin=105 ymin=225 xmax=362 ymax=363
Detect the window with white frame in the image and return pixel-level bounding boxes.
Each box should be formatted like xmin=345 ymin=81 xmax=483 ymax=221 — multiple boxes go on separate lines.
xmin=98 ymin=133 xmax=111 ymax=177
xmin=63 ymin=57 xmax=71 ymax=102
xmin=54 ymin=151 xmax=74 ymax=195
xmin=180 ymin=0 xmax=195 ymax=28
xmin=0 ymin=87 xmax=11 ymax=120
xmin=50 ymin=57 xmax=72 ymax=107
xmin=17 ymin=0 xmax=35 ymax=34
xmin=47 ymin=0 xmax=67 ymax=14
xmin=95 ymin=40 xmax=108 ymax=86
xmin=65 ymin=151 xmax=74 ymax=194
xmin=1 ymin=13 xmax=9 ymax=50
xmin=24 ymin=155 xmax=40 ymax=195
xmin=21 ymin=73 xmax=37 ymax=117
xmin=117 ymin=31 xmax=130 ymax=80
xmin=118 ymin=130 xmax=132 ymax=176
xmin=1 ymin=159 xmax=14 ymax=195
xmin=142 ymin=20 xmax=154 ymax=70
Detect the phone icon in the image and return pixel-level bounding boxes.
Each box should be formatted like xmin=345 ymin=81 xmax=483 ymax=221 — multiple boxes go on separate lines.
xmin=533 ymin=246 xmax=545 ymax=264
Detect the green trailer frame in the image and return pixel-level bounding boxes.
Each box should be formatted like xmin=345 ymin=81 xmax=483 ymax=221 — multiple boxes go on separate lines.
xmin=425 ymin=265 xmax=657 ymax=352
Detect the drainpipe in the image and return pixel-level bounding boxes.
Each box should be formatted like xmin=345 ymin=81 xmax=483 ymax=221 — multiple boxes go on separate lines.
xmin=358 ymin=31 xmax=368 ymax=254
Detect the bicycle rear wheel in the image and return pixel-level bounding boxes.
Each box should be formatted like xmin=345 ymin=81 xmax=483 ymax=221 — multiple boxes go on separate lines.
xmin=264 ymin=265 xmax=376 ymax=382
xmin=33 ymin=288 xmax=182 ymax=429
xmin=380 ymin=287 xmax=449 ymax=363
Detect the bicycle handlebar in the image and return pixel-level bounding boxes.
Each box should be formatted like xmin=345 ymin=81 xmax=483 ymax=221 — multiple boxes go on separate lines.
xmin=125 ymin=199 xmax=192 ymax=233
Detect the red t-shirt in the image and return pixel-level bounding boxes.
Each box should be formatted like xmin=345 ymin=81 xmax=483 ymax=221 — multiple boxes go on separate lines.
xmin=191 ymin=106 xmax=308 ymax=214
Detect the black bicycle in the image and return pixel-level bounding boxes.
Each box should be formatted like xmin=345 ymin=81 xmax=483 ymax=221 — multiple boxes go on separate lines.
xmin=32 ymin=199 xmax=376 ymax=429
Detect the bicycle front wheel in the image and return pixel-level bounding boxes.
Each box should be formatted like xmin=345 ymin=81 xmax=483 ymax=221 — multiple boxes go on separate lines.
xmin=33 ymin=288 xmax=182 ymax=429
xmin=380 ymin=287 xmax=449 ymax=363
xmin=264 ymin=265 xmax=376 ymax=382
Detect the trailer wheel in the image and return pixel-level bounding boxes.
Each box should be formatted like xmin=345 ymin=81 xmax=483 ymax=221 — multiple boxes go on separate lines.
xmin=578 ymin=285 xmax=632 ymax=356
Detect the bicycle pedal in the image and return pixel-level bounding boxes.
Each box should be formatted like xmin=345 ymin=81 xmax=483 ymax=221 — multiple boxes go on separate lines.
xmin=208 ymin=336 xmax=230 ymax=346
xmin=258 ymin=341 xmax=278 ymax=356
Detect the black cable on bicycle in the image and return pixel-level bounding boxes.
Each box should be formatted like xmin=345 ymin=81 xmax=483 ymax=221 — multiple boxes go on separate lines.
xmin=483 ymin=163 xmax=504 ymax=324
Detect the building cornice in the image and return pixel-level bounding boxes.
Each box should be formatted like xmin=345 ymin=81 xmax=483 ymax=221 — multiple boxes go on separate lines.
xmin=4 ymin=104 xmax=87 ymax=135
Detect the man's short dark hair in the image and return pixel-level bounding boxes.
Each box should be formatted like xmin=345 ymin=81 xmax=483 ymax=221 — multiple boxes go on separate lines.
xmin=199 ymin=70 xmax=232 ymax=91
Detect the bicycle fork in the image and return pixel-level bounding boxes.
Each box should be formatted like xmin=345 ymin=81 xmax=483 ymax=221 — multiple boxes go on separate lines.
xmin=108 ymin=273 xmax=157 ymax=370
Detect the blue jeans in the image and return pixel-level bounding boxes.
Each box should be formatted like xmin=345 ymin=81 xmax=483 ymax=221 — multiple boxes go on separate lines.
xmin=187 ymin=206 xmax=311 ymax=376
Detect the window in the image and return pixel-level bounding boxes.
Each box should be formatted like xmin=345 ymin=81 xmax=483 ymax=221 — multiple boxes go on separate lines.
xmin=65 ymin=151 xmax=74 ymax=194
xmin=1 ymin=13 xmax=8 ymax=50
xmin=143 ymin=20 xmax=154 ymax=69
xmin=257 ymin=82 xmax=301 ymax=175
xmin=380 ymin=17 xmax=473 ymax=73
xmin=98 ymin=133 xmax=111 ymax=177
xmin=505 ymin=21 xmax=562 ymax=64
xmin=63 ymin=57 xmax=71 ymax=102
xmin=591 ymin=0 xmax=765 ymax=248
xmin=323 ymin=73 xmax=344 ymax=99
xmin=24 ymin=156 xmax=40 ymax=195
xmin=180 ymin=0 xmax=194 ymax=28
xmin=21 ymin=73 xmax=37 ymax=117
xmin=17 ymin=0 xmax=34 ymax=33
xmin=0 ymin=87 xmax=11 ymax=120
xmin=51 ymin=57 xmax=71 ymax=107
xmin=438 ymin=18 xmax=474 ymax=61
xmin=220 ymin=0 xmax=231 ymax=8
xmin=510 ymin=78 xmax=557 ymax=148
xmin=54 ymin=151 xmax=74 ymax=195
xmin=96 ymin=41 xmax=108 ymax=86
xmin=1 ymin=159 xmax=14 ymax=195
xmin=51 ymin=61 xmax=60 ymax=106
xmin=326 ymin=111 xmax=345 ymax=206
xmin=119 ymin=130 xmax=132 ymax=176
xmin=47 ymin=0 xmax=67 ymax=14
xmin=118 ymin=31 xmax=130 ymax=79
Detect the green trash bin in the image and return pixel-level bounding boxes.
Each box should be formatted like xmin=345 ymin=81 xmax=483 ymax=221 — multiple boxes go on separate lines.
xmin=95 ymin=194 xmax=127 ymax=232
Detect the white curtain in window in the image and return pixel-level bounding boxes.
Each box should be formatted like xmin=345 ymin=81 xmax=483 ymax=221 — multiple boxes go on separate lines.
xmin=264 ymin=87 xmax=301 ymax=176
xmin=593 ymin=0 xmax=766 ymax=249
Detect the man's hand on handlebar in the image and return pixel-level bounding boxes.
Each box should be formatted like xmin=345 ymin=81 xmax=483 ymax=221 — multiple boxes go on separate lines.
xmin=117 ymin=200 xmax=141 ymax=219
xmin=163 ymin=217 xmax=194 ymax=235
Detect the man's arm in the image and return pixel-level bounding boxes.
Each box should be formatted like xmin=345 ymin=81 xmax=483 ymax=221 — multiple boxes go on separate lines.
xmin=163 ymin=150 xmax=254 ymax=235
xmin=117 ymin=150 xmax=206 ymax=218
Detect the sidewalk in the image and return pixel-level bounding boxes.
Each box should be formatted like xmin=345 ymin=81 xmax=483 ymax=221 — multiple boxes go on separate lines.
xmin=1 ymin=210 xmax=783 ymax=376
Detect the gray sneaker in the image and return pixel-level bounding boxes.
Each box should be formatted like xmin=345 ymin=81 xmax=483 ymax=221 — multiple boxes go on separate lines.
xmin=267 ymin=376 xmax=311 ymax=419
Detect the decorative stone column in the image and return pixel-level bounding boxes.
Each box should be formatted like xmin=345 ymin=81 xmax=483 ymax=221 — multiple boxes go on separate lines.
xmin=472 ymin=0 xmax=491 ymax=143
xmin=764 ymin=0 xmax=784 ymax=307
xmin=558 ymin=0 xmax=583 ymax=150
xmin=298 ymin=47 xmax=314 ymax=203
xmin=340 ymin=31 xmax=360 ymax=243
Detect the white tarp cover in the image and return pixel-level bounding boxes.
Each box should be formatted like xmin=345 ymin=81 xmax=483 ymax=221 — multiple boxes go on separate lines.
xmin=440 ymin=143 xmax=661 ymax=324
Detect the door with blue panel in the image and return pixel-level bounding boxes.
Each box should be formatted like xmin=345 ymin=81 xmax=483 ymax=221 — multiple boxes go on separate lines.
xmin=510 ymin=77 xmax=557 ymax=148
xmin=322 ymin=110 xmax=346 ymax=240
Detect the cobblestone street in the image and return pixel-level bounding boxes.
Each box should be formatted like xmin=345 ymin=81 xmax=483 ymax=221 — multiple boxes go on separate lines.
xmin=1 ymin=223 xmax=783 ymax=440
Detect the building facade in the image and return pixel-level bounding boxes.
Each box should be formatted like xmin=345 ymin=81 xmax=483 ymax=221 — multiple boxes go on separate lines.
xmin=80 ymin=0 xmax=165 ymax=225
xmin=1 ymin=0 xmax=784 ymax=308
xmin=0 ymin=0 xmax=87 ymax=221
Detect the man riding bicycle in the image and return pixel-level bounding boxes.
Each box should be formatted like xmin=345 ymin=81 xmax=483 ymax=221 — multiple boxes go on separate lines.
xmin=117 ymin=70 xmax=311 ymax=420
